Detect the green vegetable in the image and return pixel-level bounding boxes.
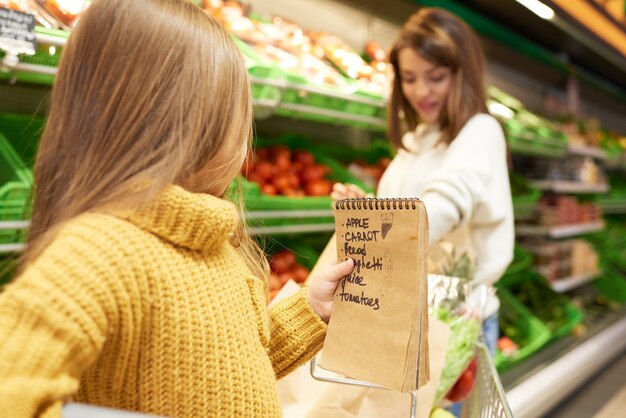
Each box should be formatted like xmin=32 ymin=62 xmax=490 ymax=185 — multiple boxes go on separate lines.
xmin=433 ymin=307 xmax=481 ymax=404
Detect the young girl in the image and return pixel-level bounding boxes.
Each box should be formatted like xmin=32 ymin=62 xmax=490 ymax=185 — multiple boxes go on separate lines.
xmin=0 ymin=1 xmax=353 ymax=417
xmin=334 ymin=8 xmax=514 ymax=286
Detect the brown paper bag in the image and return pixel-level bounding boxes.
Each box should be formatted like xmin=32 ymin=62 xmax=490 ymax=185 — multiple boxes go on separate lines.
xmin=306 ymin=317 xmax=449 ymax=418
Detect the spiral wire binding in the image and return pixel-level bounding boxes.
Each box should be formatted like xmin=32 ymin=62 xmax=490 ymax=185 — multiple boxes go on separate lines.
xmin=335 ymin=198 xmax=421 ymax=211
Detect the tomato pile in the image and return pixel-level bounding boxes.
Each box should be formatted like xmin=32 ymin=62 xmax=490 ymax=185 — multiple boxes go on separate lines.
xmin=242 ymin=146 xmax=334 ymax=197
xmin=269 ymin=250 xmax=310 ymax=300
xmin=347 ymin=157 xmax=391 ymax=189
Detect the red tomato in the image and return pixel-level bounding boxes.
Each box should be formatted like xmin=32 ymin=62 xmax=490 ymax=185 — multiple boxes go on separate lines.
xmin=270 ymin=256 xmax=290 ymax=275
xmin=446 ymin=357 xmax=477 ymax=402
xmin=286 ymin=172 xmax=300 ymax=188
xmin=282 ymin=187 xmax=298 ymax=197
xmin=300 ymin=166 xmax=323 ymax=183
xmin=255 ymin=148 xmax=269 ymax=160
xmin=247 ymin=171 xmax=264 ymax=185
xmin=292 ymin=265 xmax=310 ymax=284
xmin=270 ymin=250 xmax=297 ymax=275
xmin=275 ymin=154 xmax=291 ymax=171
xmin=260 ymin=183 xmax=277 ymax=196
xmin=273 ymin=175 xmax=291 ymax=193
xmin=305 ymin=179 xmax=333 ymax=196
xmin=256 ymin=162 xmax=274 ymax=180
xmin=293 ymin=150 xmax=315 ymax=166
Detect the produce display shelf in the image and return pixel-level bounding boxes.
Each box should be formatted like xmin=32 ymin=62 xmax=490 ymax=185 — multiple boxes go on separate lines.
xmin=550 ymin=272 xmax=598 ymax=293
xmin=515 ymin=221 xmax=605 ymax=239
xmin=249 ymin=223 xmax=335 ymax=236
xmin=568 ymin=144 xmax=608 ymax=160
xmin=0 ymin=243 xmax=25 ymax=254
xmin=598 ymin=200 xmax=626 ymax=214
xmin=507 ymin=140 xmax=567 ymax=159
xmin=504 ymin=307 xmax=626 ymax=418
xmin=0 ymin=220 xmax=29 ymax=230
xmin=513 ymin=133 xmax=566 ymax=149
xmin=247 ymin=209 xmax=334 ymax=220
xmin=531 ymin=180 xmax=610 ymax=194
xmin=0 ymin=63 xmax=389 ymax=129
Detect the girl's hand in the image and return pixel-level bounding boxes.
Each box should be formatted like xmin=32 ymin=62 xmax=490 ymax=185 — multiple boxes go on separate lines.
xmin=331 ymin=183 xmax=367 ymax=202
xmin=307 ymin=259 xmax=354 ymax=322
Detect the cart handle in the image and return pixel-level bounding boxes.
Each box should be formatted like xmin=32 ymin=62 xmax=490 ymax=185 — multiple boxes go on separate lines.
xmin=62 ymin=403 xmax=167 ymax=418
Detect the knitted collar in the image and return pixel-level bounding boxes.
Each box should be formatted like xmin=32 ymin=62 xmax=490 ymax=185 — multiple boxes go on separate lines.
xmin=114 ymin=184 xmax=239 ymax=251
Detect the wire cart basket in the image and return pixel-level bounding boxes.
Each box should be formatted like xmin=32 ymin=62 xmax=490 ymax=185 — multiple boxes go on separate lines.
xmin=310 ymin=341 xmax=513 ymax=418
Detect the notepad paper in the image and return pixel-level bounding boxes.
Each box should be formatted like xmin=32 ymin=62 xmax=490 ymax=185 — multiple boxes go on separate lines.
xmin=318 ymin=198 xmax=430 ymax=392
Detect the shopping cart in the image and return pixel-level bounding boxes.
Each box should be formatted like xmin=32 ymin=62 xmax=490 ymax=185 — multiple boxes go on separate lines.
xmin=310 ymin=341 xmax=513 ymax=418
xmin=62 ymin=343 xmax=511 ymax=418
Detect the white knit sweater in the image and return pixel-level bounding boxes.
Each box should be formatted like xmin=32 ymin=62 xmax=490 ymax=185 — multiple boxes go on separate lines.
xmin=378 ymin=113 xmax=514 ymax=284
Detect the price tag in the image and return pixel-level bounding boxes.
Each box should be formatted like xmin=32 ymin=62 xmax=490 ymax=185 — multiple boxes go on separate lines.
xmin=0 ymin=7 xmax=36 ymax=56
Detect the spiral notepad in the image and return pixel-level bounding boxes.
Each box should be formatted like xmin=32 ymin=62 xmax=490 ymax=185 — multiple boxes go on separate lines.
xmin=319 ymin=198 xmax=430 ymax=392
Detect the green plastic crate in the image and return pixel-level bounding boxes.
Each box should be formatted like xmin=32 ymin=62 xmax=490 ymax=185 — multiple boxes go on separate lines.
xmin=0 ymin=133 xmax=31 ymax=244
xmin=345 ymin=88 xmax=386 ymax=119
xmin=0 ymin=113 xmax=45 ymax=168
xmin=500 ymin=272 xmax=585 ymax=342
xmin=593 ymin=265 xmax=626 ymax=303
xmin=503 ymin=245 xmax=534 ymax=276
xmin=0 ymin=133 xmax=32 ymax=203
xmin=495 ymin=286 xmax=551 ymax=373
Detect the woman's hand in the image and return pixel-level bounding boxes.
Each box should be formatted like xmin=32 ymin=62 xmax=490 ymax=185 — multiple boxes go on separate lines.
xmin=307 ymin=259 xmax=354 ymax=323
xmin=331 ymin=183 xmax=368 ymax=202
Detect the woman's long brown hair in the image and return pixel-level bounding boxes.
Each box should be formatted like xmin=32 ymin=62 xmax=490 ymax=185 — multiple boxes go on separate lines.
xmin=24 ymin=0 xmax=268 ymax=279
xmin=388 ymin=8 xmax=488 ymax=148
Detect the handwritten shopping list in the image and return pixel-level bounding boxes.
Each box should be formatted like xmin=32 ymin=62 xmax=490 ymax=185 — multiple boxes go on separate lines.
xmin=337 ymin=216 xmax=396 ymax=311
xmin=320 ymin=199 xmax=429 ymax=392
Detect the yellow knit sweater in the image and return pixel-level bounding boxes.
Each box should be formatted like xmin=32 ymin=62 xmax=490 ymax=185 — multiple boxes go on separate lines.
xmin=0 ymin=185 xmax=327 ymax=418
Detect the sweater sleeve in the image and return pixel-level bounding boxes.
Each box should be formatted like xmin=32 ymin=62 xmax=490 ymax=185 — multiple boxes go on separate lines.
xmin=421 ymin=114 xmax=510 ymax=246
xmin=267 ymin=288 xmax=327 ymax=379
xmin=0 ymin=235 xmax=112 ymax=417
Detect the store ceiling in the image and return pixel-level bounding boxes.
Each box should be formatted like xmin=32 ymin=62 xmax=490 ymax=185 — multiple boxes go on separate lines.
xmin=460 ymin=0 xmax=626 ymax=89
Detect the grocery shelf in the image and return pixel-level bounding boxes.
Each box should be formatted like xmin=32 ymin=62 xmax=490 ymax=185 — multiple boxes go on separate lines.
xmin=515 ymin=220 xmax=605 ymax=238
xmin=247 ymin=209 xmax=334 ymax=220
xmin=550 ymin=272 xmax=598 ymax=293
xmin=505 ymin=310 xmax=626 ymax=418
xmin=0 ymin=243 xmax=25 ymax=254
xmin=568 ymin=144 xmax=608 ymax=160
xmin=598 ymin=200 xmax=626 ymax=215
xmin=530 ymin=180 xmax=610 ymax=194
xmin=508 ymin=141 xmax=567 ymax=159
xmin=0 ymin=220 xmax=29 ymax=230
xmin=248 ymin=76 xmax=384 ymax=107
xmin=249 ymin=223 xmax=335 ymax=236
xmin=261 ymin=101 xmax=386 ymax=128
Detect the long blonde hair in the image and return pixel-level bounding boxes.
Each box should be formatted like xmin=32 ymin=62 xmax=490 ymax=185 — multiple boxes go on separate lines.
xmin=24 ymin=0 xmax=268 ymax=279
xmin=388 ymin=8 xmax=488 ymax=148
